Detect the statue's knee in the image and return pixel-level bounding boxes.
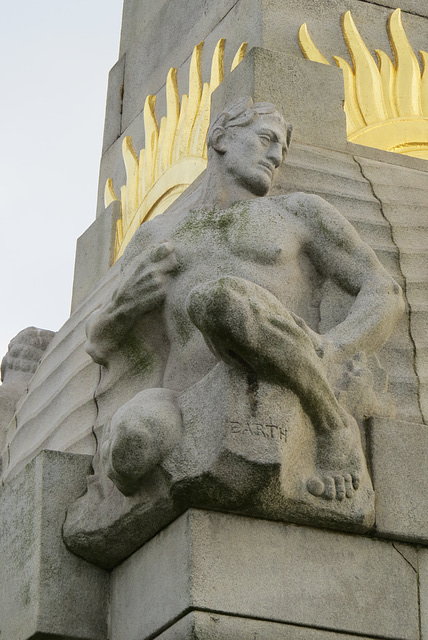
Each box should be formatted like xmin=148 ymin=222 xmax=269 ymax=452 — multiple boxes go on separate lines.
xmin=186 ymin=277 xmax=252 ymax=330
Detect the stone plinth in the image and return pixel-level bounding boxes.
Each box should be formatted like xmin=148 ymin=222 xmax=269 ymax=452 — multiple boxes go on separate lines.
xmin=371 ymin=417 xmax=428 ymax=544
xmin=111 ymin=509 xmax=419 ymax=640
xmin=0 ymin=451 xmax=108 ymax=640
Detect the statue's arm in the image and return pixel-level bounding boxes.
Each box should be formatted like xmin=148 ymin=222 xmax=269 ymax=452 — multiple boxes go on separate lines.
xmin=292 ymin=193 xmax=405 ymax=362
xmin=85 ymin=242 xmax=177 ymax=366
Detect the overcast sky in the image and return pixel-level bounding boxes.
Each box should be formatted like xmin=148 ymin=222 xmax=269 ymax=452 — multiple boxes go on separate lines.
xmin=0 ymin=0 xmax=124 ymax=363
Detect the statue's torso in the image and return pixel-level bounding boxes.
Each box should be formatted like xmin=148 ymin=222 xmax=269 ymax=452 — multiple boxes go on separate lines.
xmin=140 ymin=195 xmax=323 ymax=390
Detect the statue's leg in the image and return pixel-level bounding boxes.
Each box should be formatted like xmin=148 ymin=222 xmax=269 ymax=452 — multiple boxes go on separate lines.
xmin=187 ymin=276 xmax=365 ymax=500
xmin=101 ymin=388 xmax=181 ymax=496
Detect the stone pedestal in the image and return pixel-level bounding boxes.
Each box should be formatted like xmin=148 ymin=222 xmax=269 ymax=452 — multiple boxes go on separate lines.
xmin=110 ymin=509 xmax=420 ymax=640
xmin=0 ymin=451 xmax=108 ymax=640
xmin=3 ymin=449 xmax=426 ymax=640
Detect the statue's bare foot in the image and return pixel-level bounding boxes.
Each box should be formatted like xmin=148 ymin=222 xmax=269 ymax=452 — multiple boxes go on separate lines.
xmin=306 ymin=417 xmax=366 ymax=501
xmin=307 ymin=472 xmax=360 ymax=501
xmin=102 ymin=388 xmax=182 ymax=496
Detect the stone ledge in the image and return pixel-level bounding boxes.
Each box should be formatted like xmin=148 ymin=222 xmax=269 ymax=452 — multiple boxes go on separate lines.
xmin=155 ymin=611 xmax=386 ymax=640
xmin=111 ymin=509 xmax=419 ymax=640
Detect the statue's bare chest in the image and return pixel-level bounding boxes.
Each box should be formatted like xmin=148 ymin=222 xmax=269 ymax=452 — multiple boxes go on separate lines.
xmin=172 ymin=203 xmax=301 ymax=274
xmin=163 ymin=202 xmax=311 ymax=319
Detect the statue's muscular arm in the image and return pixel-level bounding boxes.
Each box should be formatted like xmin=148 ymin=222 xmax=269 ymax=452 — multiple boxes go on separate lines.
xmin=85 ymin=239 xmax=177 ymax=366
xmin=286 ymin=192 xmax=405 ymax=362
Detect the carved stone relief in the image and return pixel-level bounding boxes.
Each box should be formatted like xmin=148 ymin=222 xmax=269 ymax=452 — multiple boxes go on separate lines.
xmin=0 ymin=327 xmax=55 ymax=474
xmin=64 ymin=98 xmax=404 ymax=568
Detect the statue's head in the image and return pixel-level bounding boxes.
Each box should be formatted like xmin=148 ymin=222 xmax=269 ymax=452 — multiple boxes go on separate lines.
xmin=1 ymin=327 xmax=55 ymax=383
xmin=207 ymin=97 xmax=292 ymax=197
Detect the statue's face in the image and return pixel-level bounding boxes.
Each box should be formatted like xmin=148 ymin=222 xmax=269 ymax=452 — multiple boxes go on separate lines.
xmin=221 ymin=113 xmax=288 ymax=197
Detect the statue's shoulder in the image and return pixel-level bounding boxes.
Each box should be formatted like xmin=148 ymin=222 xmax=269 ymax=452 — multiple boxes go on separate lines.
xmin=271 ymin=191 xmax=366 ymax=251
xmin=121 ymin=212 xmax=175 ymax=266
xmin=270 ymin=191 xmax=333 ymax=223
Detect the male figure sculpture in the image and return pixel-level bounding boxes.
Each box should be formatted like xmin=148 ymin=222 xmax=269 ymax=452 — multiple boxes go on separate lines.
xmin=86 ymin=98 xmax=403 ymax=504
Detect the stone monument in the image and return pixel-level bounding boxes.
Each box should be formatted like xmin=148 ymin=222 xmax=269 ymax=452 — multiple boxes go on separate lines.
xmin=1 ymin=2 xmax=427 ymax=639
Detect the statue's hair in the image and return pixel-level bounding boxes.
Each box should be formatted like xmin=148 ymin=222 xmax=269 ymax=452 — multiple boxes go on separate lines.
xmin=1 ymin=327 xmax=55 ymax=381
xmin=207 ymin=96 xmax=293 ymax=151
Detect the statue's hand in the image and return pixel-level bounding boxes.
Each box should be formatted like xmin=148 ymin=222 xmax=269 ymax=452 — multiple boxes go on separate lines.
xmin=85 ymin=242 xmax=177 ymax=364
xmin=113 ymin=242 xmax=178 ymax=315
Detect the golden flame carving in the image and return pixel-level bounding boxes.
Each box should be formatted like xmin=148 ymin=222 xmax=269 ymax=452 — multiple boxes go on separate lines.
xmin=298 ymin=9 xmax=428 ymax=160
xmin=106 ymin=39 xmax=247 ymax=262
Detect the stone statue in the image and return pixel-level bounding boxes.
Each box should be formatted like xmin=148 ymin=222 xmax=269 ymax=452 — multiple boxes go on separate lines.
xmin=0 ymin=327 xmax=55 ymax=472
xmin=64 ymin=98 xmax=404 ymax=566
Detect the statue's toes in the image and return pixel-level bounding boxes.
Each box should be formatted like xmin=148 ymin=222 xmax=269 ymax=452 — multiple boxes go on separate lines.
xmin=323 ymin=476 xmax=336 ymax=500
xmin=344 ymin=473 xmax=354 ymax=498
xmin=307 ymin=476 xmax=335 ymax=499
xmin=334 ymin=475 xmax=346 ymax=501
xmin=308 ymin=472 xmax=360 ymax=501
xmin=306 ymin=477 xmax=325 ymax=497
xmin=352 ymin=473 xmax=360 ymax=490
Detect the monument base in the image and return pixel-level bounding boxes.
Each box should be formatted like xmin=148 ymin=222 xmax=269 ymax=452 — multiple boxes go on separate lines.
xmin=153 ymin=611 xmax=418 ymax=640
xmin=110 ymin=509 xmax=419 ymax=640
xmin=2 ymin=451 xmax=427 ymax=639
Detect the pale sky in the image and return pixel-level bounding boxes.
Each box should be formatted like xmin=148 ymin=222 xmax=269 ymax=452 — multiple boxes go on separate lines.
xmin=0 ymin=0 xmax=124 ymax=363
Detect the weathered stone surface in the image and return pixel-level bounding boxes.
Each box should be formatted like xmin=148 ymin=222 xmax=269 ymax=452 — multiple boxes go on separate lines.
xmin=2 ymin=1 xmax=426 ymax=637
xmin=261 ymin=0 xmax=428 ymax=65
xmin=9 ymin=95 xmax=423 ymax=553
xmin=118 ymin=0 xmax=428 ymax=115
xmin=72 ymin=200 xmax=121 ymax=312
xmin=64 ymin=359 xmax=376 ymax=568
xmin=0 ymin=327 xmax=55 ymax=473
xmin=119 ymin=0 xmax=240 ymax=59
xmin=357 ymin=0 xmax=428 ymax=18
xmin=120 ymin=0 xmax=260 ymax=129
xmin=370 ymin=417 xmax=428 ymax=544
xmin=104 ymin=0 xmax=428 ymax=215
xmin=102 ymin=55 xmax=126 ymax=154
xmin=353 ymin=156 xmax=428 ymax=425
xmin=4 ymin=339 xmax=99 ymax=482
xmin=156 ymin=611 xmax=379 ymax=640
xmin=272 ymin=143 xmax=423 ymax=426
xmin=11 ymin=143 xmax=421 ymax=486
xmin=213 ymin=48 xmax=348 ymax=153
xmin=0 ymin=450 xmax=108 ymax=640
xmin=110 ymin=510 xmax=419 ymax=640
xmin=96 ymin=126 xmax=128 ymax=216
xmin=420 ymin=547 xmax=428 ymax=640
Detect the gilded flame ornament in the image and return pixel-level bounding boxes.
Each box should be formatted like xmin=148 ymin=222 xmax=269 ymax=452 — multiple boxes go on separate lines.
xmin=298 ymin=9 xmax=428 ymax=161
